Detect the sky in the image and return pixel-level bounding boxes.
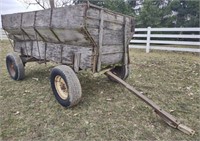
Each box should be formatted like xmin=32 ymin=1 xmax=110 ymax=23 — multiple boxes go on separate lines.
xmin=0 ymin=0 xmax=41 ymax=27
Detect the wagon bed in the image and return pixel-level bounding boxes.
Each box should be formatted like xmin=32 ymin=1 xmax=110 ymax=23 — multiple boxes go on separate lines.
xmin=2 ymin=3 xmax=134 ymax=72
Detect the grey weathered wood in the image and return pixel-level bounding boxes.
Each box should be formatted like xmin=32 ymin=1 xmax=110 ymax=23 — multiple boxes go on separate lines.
xmin=2 ymin=13 xmax=21 ymax=29
xmin=51 ymin=5 xmax=85 ymax=28
xmin=123 ymin=17 xmax=128 ymax=65
xmin=73 ymin=53 xmax=81 ymax=72
xmin=87 ymin=29 xmax=124 ymax=45
xmin=97 ymin=9 xmax=104 ymax=71
xmin=101 ymin=53 xmax=123 ymax=65
xmin=3 ymin=3 xmax=134 ymax=72
xmin=22 ymin=12 xmax=35 ymax=27
xmin=87 ymin=7 xmax=124 ymax=24
xmin=35 ymin=9 xmax=51 ymax=27
xmin=14 ymin=41 xmax=92 ymax=69
xmin=101 ymin=45 xmax=123 ymax=55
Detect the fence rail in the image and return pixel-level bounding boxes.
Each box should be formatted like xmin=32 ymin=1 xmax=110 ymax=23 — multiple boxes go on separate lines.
xmin=130 ymin=27 xmax=200 ymax=53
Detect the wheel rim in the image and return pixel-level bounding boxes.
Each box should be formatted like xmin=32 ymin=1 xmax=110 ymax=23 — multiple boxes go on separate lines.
xmin=54 ymin=75 xmax=69 ymax=100
xmin=9 ymin=62 xmax=16 ymax=77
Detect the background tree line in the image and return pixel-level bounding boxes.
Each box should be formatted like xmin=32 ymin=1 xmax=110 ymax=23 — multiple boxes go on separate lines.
xmin=75 ymin=0 xmax=199 ymax=28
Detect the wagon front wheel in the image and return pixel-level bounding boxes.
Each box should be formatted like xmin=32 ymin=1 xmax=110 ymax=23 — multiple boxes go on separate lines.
xmin=6 ymin=53 xmax=25 ymax=80
xmin=50 ymin=65 xmax=82 ymax=108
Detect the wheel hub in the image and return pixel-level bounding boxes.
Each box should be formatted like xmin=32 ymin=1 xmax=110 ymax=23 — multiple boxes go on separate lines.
xmin=54 ymin=75 xmax=69 ymax=100
xmin=9 ymin=62 xmax=16 ymax=77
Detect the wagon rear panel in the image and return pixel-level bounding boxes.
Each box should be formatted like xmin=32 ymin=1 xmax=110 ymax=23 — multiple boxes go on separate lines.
xmin=86 ymin=5 xmax=134 ymax=68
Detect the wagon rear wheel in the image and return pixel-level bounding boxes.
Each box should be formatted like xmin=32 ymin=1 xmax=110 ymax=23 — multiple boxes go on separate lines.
xmin=50 ymin=65 xmax=82 ymax=108
xmin=6 ymin=53 xmax=25 ymax=80
xmin=107 ymin=65 xmax=129 ymax=82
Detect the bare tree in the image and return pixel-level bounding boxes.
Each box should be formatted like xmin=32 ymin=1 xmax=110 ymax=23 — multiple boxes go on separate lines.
xmin=18 ymin=0 xmax=74 ymax=9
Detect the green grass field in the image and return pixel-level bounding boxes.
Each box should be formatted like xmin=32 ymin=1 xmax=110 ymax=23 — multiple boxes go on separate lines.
xmin=0 ymin=40 xmax=199 ymax=140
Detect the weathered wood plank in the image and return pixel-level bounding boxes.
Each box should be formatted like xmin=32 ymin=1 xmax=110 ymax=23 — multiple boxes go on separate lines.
xmin=34 ymin=28 xmax=58 ymax=42
xmin=86 ymin=19 xmax=123 ymax=31
xmin=97 ymin=9 xmax=104 ymax=71
xmin=101 ymin=45 xmax=123 ymax=54
xmin=52 ymin=29 xmax=90 ymax=46
xmin=22 ymin=12 xmax=35 ymax=27
xmin=87 ymin=7 xmax=124 ymax=24
xmin=2 ymin=13 xmax=21 ymax=29
xmin=35 ymin=9 xmax=51 ymax=27
xmin=101 ymin=53 xmax=123 ymax=65
xmin=51 ymin=5 xmax=85 ymax=28
xmin=62 ymin=44 xmax=92 ymax=69
xmin=14 ymin=41 xmax=92 ymax=69
xmin=14 ymin=41 xmax=32 ymax=56
xmin=46 ymin=43 xmax=62 ymax=62
xmin=103 ymin=11 xmax=124 ymax=24
xmin=73 ymin=53 xmax=81 ymax=72
xmin=123 ymin=17 xmax=128 ymax=65
xmin=87 ymin=28 xmax=124 ymax=45
xmin=87 ymin=7 xmax=100 ymax=18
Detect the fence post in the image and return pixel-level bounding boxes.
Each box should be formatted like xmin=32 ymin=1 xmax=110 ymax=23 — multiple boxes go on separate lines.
xmin=146 ymin=27 xmax=151 ymax=53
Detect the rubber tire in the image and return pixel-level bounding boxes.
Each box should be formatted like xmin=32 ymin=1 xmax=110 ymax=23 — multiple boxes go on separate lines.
xmin=107 ymin=65 xmax=129 ymax=82
xmin=6 ymin=53 xmax=25 ymax=80
xmin=50 ymin=65 xmax=82 ymax=108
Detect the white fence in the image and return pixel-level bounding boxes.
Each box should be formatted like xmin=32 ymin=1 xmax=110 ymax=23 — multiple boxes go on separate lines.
xmin=129 ymin=27 xmax=200 ymax=53
xmin=0 ymin=28 xmax=7 ymax=40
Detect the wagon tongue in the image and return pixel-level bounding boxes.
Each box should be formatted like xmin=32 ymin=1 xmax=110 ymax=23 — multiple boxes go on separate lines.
xmin=105 ymin=71 xmax=195 ymax=135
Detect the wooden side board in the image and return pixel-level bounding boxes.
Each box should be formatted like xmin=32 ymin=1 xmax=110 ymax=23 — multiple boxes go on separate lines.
xmin=14 ymin=41 xmax=123 ymax=70
xmin=2 ymin=5 xmax=91 ymax=47
xmin=86 ymin=6 xmax=134 ymax=70
xmin=14 ymin=41 xmax=92 ymax=69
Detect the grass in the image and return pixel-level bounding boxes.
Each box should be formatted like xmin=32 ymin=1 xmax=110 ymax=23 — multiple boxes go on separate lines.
xmin=0 ymin=40 xmax=200 ymax=140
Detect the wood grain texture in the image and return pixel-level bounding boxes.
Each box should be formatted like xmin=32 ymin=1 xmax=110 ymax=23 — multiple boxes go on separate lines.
xmin=101 ymin=53 xmax=123 ymax=65
xmin=97 ymin=9 xmax=104 ymax=71
xmin=3 ymin=3 xmax=135 ymax=72
xmin=14 ymin=41 xmax=92 ymax=69
xmin=73 ymin=53 xmax=81 ymax=72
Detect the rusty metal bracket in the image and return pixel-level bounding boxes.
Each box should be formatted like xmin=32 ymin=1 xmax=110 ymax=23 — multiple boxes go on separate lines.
xmin=105 ymin=71 xmax=195 ymax=135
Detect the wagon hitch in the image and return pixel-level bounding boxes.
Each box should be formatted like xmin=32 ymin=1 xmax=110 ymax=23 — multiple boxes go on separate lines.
xmin=105 ymin=71 xmax=195 ymax=135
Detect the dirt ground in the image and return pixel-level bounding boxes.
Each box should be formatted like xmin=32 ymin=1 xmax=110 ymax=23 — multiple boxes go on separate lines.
xmin=0 ymin=40 xmax=199 ymax=140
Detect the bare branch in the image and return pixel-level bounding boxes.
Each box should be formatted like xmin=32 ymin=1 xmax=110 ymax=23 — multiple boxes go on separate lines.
xmin=35 ymin=0 xmax=46 ymax=9
xmin=18 ymin=0 xmax=74 ymax=9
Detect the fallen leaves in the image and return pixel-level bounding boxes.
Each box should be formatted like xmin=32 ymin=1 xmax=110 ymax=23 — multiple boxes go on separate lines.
xmin=32 ymin=77 xmax=39 ymax=81
xmin=14 ymin=111 xmax=20 ymax=115
xmin=186 ymin=86 xmax=192 ymax=90
xmin=106 ymin=98 xmax=112 ymax=101
xmin=187 ymin=93 xmax=194 ymax=96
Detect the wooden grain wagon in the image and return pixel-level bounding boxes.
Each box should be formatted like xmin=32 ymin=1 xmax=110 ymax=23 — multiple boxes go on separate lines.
xmin=2 ymin=3 xmax=134 ymax=107
xmin=1 ymin=2 xmax=195 ymax=135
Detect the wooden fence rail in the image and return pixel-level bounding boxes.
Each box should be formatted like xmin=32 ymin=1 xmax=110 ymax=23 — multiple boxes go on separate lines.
xmin=129 ymin=27 xmax=200 ymax=53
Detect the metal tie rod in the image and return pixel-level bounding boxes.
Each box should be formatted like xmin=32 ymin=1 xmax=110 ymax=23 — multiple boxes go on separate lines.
xmin=105 ymin=71 xmax=195 ymax=135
